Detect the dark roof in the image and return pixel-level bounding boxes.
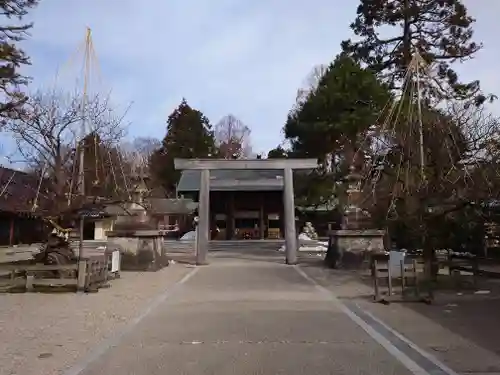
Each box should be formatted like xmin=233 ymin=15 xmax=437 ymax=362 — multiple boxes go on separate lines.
xmin=98 ymin=199 xmax=198 ymax=217
xmin=146 ymin=198 xmax=198 ymax=214
xmin=177 ymin=169 xmax=285 ymax=192
xmin=0 ymin=166 xmax=52 ymax=215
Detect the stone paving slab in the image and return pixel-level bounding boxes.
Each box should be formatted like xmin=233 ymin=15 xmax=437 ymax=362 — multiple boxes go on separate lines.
xmin=72 ymin=257 xmax=412 ymax=375
xmin=79 ymin=341 xmax=406 ymax=375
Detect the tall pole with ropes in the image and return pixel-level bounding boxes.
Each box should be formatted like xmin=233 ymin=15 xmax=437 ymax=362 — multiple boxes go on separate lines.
xmin=77 ymin=27 xmax=93 ymax=197
xmin=76 ymin=27 xmax=94 ymax=291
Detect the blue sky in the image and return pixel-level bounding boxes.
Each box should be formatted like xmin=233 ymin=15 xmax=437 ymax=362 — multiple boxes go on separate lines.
xmin=3 ymin=0 xmax=500 ymax=162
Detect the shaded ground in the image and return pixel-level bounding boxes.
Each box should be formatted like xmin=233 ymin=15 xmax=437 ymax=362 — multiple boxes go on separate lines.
xmin=408 ymin=281 xmax=500 ymax=357
xmin=300 ymin=257 xmax=500 ymax=374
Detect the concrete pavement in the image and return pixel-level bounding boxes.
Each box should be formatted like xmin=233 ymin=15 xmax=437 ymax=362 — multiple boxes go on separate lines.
xmin=65 ymin=249 xmax=444 ymax=375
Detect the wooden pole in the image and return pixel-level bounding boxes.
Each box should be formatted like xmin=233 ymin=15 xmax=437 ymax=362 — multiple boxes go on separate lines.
xmin=196 ymin=169 xmax=210 ymax=265
xmin=9 ymin=217 xmax=14 ymax=246
xmin=283 ymin=167 xmax=297 ymax=264
xmin=77 ymin=216 xmax=86 ymax=291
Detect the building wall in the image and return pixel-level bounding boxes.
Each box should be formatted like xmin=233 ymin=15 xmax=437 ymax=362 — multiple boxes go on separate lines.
xmin=0 ymin=212 xmax=45 ymax=246
xmin=94 ymin=218 xmax=114 ymax=240
xmin=179 ymin=190 xmax=285 ymax=239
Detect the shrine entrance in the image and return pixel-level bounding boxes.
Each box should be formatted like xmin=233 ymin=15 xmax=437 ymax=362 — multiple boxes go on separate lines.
xmin=174 ymin=158 xmax=317 ymax=265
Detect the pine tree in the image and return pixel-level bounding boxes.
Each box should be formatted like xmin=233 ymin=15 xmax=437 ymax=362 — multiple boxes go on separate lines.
xmin=342 ymin=0 xmax=487 ymax=103
xmin=285 ymin=54 xmax=390 ymax=164
xmin=0 ymin=0 xmax=38 ymax=122
xmin=150 ymin=99 xmax=216 ymax=195
xmin=283 ymin=54 xmax=390 ymax=205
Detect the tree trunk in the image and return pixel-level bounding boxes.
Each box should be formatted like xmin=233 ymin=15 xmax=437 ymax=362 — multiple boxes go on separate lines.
xmin=403 ymin=0 xmax=412 ymax=69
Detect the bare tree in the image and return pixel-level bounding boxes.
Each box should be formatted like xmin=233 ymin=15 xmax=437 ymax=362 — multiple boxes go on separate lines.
xmin=214 ymin=114 xmax=252 ymax=159
xmin=120 ymin=136 xmax=161 ymax=180
xmin=444 ymin=100 xmax=500 ymax=163
xmin=6 ymin=89 xmax=127 ymax=212
xmin=294 ymin=64 xmax=327 ymax=109
xmin=132 ymin=137 xmax=161 ymax=157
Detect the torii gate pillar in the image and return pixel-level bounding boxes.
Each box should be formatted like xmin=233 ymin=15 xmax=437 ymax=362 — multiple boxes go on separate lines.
xmin=174 ymin=158 xmax=318 ymax=265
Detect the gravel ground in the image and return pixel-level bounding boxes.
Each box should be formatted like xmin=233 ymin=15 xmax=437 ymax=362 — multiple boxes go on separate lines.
xmin=0 ymin=264 xmax=192 ymax=375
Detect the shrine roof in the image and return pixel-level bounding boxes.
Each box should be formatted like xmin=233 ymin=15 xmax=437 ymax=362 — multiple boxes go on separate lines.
xmin=177 ymin=169 xmax=285 ymax=192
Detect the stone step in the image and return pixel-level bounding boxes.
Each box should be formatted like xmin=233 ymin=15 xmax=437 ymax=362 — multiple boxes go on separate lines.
xmin=163 ymin=240 xmax=284 ymax=253
xmin=164 ymin=240 xmax=194 ymax=253
xmin=209 ymin=240 xmax=283 ymax=252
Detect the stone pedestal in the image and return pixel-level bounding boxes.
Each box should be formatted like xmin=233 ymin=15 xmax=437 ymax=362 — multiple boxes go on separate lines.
xmin=107 ymin=230 xmax=167 ymax=271
xmin=325 ymin=229 xmax=385 ymax=269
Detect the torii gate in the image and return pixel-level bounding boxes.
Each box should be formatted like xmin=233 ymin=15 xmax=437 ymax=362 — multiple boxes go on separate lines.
xmin=174 ymin=158 xmax=318 ymax=265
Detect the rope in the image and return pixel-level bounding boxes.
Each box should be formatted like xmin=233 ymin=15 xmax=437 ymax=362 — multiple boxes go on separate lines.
xmin=0 ymin=171 xmax=16 ymax=198
xmin=67 ymin=140 xmax=79 ymax=205
xmin=106 ymin=145 xmax=120 ymax=195
xmin=31 ymin=163 xmax=47 ymax=212
xmin=93 ymin=133 xmax=100 ymax=185
xmin=116 ymin=150 xmax=131 ymax=200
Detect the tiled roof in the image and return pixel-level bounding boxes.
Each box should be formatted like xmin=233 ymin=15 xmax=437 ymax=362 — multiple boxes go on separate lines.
xmin=97 ymin=199 xmax=197 ymax=217
xmin=177 ymin=169 xmax=285 ymax=192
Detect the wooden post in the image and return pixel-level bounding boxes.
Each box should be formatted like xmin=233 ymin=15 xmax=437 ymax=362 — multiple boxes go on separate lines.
xmin=259 ymin=194 xmax=265 ymax=239
xmin=197 ymin=169 xmax=210 ymax=265
xmin=77 ymin=216 xmax=87 ymax=291
xmin=9 ymin=217 xmax=14 ymax=246
xmin=413 ymin=259 xmax=420 ymax=298
xmin=283 ymin=167 xmax=297 ymax=265
xmin=229 ymin=191 xmax=235 ymax=240
xmin=373 ymin=260 xmax=380 ymax=301
xmin=472 ymin=256 xmax=479 ymax=288
xmin=400 ymin=259 xmax=405 ymax=296
xmin=387 ymin=259 xmax=393 ymax=296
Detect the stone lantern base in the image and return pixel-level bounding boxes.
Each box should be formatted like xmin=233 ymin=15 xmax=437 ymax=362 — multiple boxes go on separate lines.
xmin=107 ymin=230 xmax=168 ymax=271
xmin=325 ymin=229 xmax=385 ymax=269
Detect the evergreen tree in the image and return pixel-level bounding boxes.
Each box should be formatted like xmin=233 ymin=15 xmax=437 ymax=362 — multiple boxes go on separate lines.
xmin=341 ymin=0 xmax=487 ymax=103
xmin=285 ymin=54 xmax=390 ymax=165
xmin=267 ymin=146 xmax=288 ymax=159
xmin=150 ymin=99 xmax=216 ymax=195
xmin=0 ymin=0 xmax=38 ymax=122
xmin=283 ymin=54 xmax=390 ymax=205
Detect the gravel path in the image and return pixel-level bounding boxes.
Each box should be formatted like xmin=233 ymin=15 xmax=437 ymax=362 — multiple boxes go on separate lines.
xmin=0 ymin=264 xmax=192 ymax=375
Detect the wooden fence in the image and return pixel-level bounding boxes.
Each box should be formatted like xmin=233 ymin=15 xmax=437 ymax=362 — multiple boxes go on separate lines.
xmin=0 ymin=254 xmax=111 ymax=293
xmin=371 ymin=251 xmax=486 ymax=304
xmin=372 ymin=255 xmax=430 ymax=303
